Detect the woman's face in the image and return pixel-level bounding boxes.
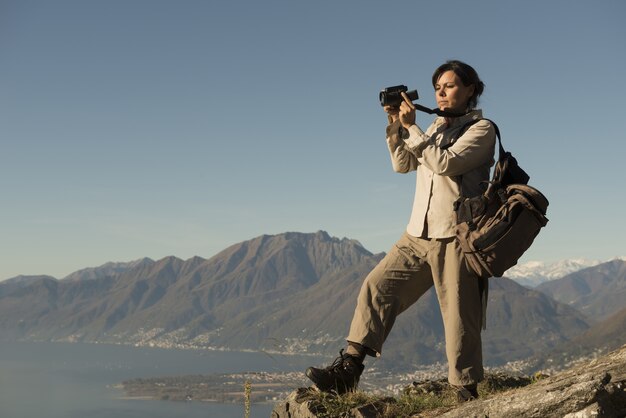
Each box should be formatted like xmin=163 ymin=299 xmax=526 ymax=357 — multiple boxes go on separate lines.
xmin=434 ymin=70 xmax=475 ymax=112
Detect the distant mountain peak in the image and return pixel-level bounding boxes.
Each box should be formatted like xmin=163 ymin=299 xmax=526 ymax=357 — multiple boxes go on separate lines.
xmin=505 ymin=257 xmax=612 ymax=287
xmin=209 ymin=231 xmax=374 ymax=279
xmin=223 ymin=231 xmax=371 ymax=256
xmin=3 ymin=274 xmax=57 ymax=284
xmin=314 ymin=230 xmax=331 ymax=239
xmin=63 ymin=258 xmax=156 ymax=281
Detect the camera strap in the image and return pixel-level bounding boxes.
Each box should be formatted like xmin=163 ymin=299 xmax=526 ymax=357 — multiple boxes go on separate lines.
xmin=412 ymin=103 xmax=467 ymax=118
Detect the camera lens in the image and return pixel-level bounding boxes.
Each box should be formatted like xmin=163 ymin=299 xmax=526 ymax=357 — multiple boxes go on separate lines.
xmin=379 ymin=91 xmax=389 ymax=106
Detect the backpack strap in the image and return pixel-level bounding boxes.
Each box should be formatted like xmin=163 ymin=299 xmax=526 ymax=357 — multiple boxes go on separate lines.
xmin=443 ymin=118 xmax=504 ymax=198
xmin=461 ymin=119 xmax=530 ymax=187
xmin=441 ymin=118 xmax=505 ymax=161
xmin=485 ymin=120 xmax=506 ymax=162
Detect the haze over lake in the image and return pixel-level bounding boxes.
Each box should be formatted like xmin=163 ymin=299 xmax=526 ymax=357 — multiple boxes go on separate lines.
xmin=0 ymin=341 xmax=319 ymax=418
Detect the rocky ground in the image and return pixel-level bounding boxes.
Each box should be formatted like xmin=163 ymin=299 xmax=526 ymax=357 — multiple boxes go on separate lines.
xmin=272 ymin=344 xmax=626 ymax=418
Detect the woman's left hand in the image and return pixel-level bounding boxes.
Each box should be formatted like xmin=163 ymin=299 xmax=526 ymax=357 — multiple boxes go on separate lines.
xmin=399 ymin=92 xmax=416 ymax=129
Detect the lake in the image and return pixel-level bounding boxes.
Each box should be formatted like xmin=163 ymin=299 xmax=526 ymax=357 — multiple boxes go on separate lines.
xmin=0 ymin=341 xmax=322 ymax=418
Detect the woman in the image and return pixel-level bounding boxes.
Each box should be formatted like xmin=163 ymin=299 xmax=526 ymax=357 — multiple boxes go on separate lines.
xmin=306 ymin=60 xmax=496 ymax=402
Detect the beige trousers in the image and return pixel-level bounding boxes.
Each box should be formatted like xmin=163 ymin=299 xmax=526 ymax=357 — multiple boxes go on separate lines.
xmin=346 ymin=232 xmax=484 ymax=386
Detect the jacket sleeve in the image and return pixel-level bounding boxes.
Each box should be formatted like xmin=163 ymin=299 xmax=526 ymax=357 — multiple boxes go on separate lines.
xmin=385 ymin=119 xmax=420 ymax=173
xmin=403 ymin=120 xmax=496 ymax=176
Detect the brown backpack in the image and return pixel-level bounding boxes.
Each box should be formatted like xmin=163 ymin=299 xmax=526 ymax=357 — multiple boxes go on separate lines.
xmin=454 ymin=120 xmax=549 ymax=279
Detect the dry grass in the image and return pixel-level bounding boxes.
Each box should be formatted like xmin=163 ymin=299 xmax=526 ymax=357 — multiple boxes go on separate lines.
xmin=298 ymin=372 xmax=535 ymax=418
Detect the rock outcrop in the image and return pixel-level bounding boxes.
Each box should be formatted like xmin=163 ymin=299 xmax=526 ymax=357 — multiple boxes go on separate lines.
xmin=435 ymin=344 xmax=626 ymax=417
xmin=272 ymin=344 xmax=626 ymax=418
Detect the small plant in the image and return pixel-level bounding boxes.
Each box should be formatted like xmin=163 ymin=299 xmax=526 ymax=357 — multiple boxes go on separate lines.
xmin=381 ymin=391 xmax=457 ymax=417
xmin=531 ymin=371 xmax=550 ymax=383
xmin=312 ymin=391 xmax=375 ymax=417
xmin=244 ymin=380 xmax=251 ymax=418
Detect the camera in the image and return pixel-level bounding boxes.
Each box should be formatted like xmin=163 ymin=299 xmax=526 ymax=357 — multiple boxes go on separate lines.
xmin=379 ymin=85 xmax=419 ymax=107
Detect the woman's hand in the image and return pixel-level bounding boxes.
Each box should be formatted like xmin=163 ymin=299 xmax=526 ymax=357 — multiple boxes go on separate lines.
xmin=384 ymin=105 xmax=400 ymax=124
xmin=399 ymin=92 xmax=416 ymax=129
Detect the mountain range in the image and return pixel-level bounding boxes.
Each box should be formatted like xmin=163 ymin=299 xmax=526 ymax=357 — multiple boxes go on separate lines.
xmin=504 ymin=258 xmax=605 ymax=288
xmin=535 ymin=259 xmax=626 ymax=322
xmin=1 ymin=231 xmax=624 ymax=370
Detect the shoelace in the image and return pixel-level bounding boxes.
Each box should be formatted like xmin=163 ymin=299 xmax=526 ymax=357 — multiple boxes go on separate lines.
xmin=325 ymin=349 xmax=349 ymax=371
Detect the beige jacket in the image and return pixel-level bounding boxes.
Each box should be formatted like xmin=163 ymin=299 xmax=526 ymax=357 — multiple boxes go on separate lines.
xmin=387 ymin=110 xmax=496 ymax=239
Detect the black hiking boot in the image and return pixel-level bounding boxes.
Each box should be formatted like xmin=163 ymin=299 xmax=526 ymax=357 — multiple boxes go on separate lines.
xmin=455 ymin=384 xmax=479 ymax=402
xmin=305 ymin=349 xmax=364 ymax=394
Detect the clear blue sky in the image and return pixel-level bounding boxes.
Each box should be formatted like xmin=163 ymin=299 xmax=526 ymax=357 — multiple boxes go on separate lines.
xmin=2 ymin=0 xmax=625 ymax=280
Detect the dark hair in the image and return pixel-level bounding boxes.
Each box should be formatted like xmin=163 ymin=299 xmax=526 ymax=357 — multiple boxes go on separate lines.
xmin=432 ymin=60 xmax=485 ymax=110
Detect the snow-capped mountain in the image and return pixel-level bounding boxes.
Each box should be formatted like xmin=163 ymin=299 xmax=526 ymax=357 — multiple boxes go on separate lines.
xmin=505 ymin=257 xmax=626 ymax=288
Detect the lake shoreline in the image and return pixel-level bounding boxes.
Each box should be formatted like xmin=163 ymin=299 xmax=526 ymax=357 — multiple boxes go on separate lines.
xmin=0 ymin=341 xmax=303 ymax=418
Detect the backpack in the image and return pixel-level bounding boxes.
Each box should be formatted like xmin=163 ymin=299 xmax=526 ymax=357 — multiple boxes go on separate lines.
xmin=454 ymin=120 xmax=549 ymax=279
